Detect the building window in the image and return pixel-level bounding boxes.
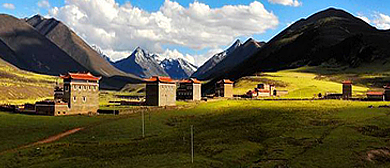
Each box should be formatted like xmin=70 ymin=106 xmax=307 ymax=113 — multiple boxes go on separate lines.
xmin=83 ymin=96 xmax=87 ymax=102
xmin=58 ymin=112 xmax=60 ymax=115
xmin=73 ymin=96 xmax=77 ymax=102
xmin=88 ymin=86 xmax=91 ymax=91
xmin=73 ymin=85 xmax=77 ymax=90
xmin=64 ymin=85 xmax=69 ymax=91
xmin=63 ymin=112 xmax=66 ymax=114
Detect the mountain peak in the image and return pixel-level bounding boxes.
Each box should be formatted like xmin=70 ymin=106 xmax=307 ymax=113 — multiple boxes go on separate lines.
xmin=306 ymin=7 xmax=356 ymax=22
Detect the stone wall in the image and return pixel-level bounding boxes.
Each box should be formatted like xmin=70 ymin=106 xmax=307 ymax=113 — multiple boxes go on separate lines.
xmin=158 ymin=83 xmax=176 ymax=106
xmin=67 ymin=81 xmax=99 ymax=115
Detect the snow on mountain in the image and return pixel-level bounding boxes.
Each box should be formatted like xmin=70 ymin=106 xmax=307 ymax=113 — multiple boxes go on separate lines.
xmin=160 ymin=58 xmax=198 ymax=79
xmin=91 ymin=45 xmax=113 ymax=63
xmin=112 ymin=47 xmax=168 ymax=78
xmin=112 ymin=47 xmax=197 ymax=79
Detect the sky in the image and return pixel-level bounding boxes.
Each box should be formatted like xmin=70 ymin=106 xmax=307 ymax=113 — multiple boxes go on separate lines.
xmin=1 ymin=0 xmax=390 ymax=66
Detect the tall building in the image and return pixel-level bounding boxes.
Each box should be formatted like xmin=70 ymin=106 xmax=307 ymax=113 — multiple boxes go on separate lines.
xmin=36 ymin=72 xmax=101 ymax=116
xmin=145 ymin=76 xmax=176 ymax=106
xmin=215 ymin=79 xmax=234 ymax=98
xmin=177 ymin=78 xmax=202 ymax=101
xmin=342 ymin=80 xmax=352 ymax=99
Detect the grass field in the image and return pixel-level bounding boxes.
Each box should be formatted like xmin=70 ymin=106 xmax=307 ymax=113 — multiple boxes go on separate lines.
xmin=0 ymin=59 xmax=58 ymax=104
xmin=234 ymin=67 xmax=369 ymax=98
xmin=2 ymin=100 xmax=390 ymax=167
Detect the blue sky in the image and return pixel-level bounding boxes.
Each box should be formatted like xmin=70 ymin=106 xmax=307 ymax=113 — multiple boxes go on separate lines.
xmin=1 ymin=0 xmax=390 ymax=65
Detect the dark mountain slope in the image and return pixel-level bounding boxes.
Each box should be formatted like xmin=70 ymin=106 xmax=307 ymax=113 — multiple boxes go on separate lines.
xmin=195 ymin=38 xmax=265 ymax=81
xmin=192 ymin=39 xmax=242 ymax=79
xmin=26 ymin=15 xmax=140 ymax=81
xmin=220 ymin=8 xmax=390 ymax=82
xmin=0 ymin=14 xmax=88 ymax=75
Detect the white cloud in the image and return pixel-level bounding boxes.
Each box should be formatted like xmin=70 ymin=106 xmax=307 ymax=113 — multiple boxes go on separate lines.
xmin=268 ymin=0 xmax=302 ymax=7
xmin=48 ymin=0 xmax=279 ymax=65
xmin=357 ymin=13 xmax=371 ymax=24
xmin=102 ymin=49 xmax=132 ymax=62
xmin=37 ymin=0 xmax=51 ymax=8
xmin=373 ymin=13 xmax=390 ymax=30
xmin=192 ymin=48 xmax=224 ymax=66
xmin=159 ymin=49 xmax=195 ymax=64
xmin=2 ymin=3 xmax=15 ymax=10
xmin=356 ymin=12 xmax=390 ymax=30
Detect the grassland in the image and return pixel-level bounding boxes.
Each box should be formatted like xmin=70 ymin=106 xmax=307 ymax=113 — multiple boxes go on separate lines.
xmin=234 ymin=67 xmax=369 ymax=98
xmin=0 ymin=59 xmax=58 ymax=104
xmin=1 ymin=100 xmax=390 ymax=167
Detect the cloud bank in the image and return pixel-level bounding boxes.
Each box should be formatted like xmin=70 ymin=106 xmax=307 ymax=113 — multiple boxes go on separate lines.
xmin=48 ymin=0 xmax=278 ymax=65
xmin=2 ymin=3 xmax=15 ymax=10
xmin=37 ymin=0 xmax=51 ymax=8
xmin=267 ymin=0 xmax=302 ymax=7
xmin=357 ymin=12 xmax=390 ymax=30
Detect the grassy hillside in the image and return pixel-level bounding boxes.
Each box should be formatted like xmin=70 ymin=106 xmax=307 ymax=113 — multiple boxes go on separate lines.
xmin=1 ymin=100 xmax=390 ymax=167
xmin=234 ymin=67 xmax=369 ymax=98
xmin=0 ymin=58 xmax=58 ymax=104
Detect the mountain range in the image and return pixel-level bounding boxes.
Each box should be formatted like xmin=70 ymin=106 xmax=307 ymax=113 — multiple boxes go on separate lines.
xmin=111 ymin=47 xmax=197 ymax=79
xmin=0 ymin=8 xmax=389 ymax=91
xmin=193 ymin=8 xmax=390 ymax=92
xmin=192 ymin=38 xmax=265 ymax=80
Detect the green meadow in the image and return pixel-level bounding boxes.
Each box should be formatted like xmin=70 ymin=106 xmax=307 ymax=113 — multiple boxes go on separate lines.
xmin=0 ymin=59 xmax=58 ymax=105
xmin=1 ymin=100 xmax=390 ymax=167
xmin=234 ymin=67 xmax=369 ymax=98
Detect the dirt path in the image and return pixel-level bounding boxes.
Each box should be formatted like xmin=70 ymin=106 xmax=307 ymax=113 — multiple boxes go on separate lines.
xmin=0 ymin=103 xmax=197 ymax=156
xmin=0 ymin=127 xmax=84 ymax=155
xmin=30 ymin=127 xmax=84 ymax=146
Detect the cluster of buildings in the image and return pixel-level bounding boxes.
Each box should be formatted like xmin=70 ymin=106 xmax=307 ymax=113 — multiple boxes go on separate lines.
xmin=246 ymin=83 xmax=288 ymax=98
xmin=324 ymin=81 xmax=390 ymax=101
xmin=14 ymin=71 xmax=390 ymax=117
xmin=19 ymin=72 xmax=235 ymax=116
xmin=145 ymin=76 xmax=234 ymax=106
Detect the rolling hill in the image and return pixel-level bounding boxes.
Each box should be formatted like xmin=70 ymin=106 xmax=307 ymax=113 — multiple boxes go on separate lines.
xmin=227 ymin=8 xmax=390 ymax=81
xmin=0 ymin=57 xmax=57 ymax=104
xmin=198 ymin=8 xmax=390 ymax=93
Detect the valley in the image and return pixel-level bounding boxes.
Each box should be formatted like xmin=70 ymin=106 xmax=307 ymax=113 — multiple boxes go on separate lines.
xmin=1 ymin=4 xmax=390 ymax=168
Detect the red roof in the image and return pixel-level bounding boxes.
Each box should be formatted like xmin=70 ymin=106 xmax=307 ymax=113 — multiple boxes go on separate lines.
xmin=60 ymin=72 xmax=101 ymax=81
xmin=145 ymin=76 xmax=176 ymax=84
xmin=180 ymin=78 xmax=202 ymax=84
xmin=366 ymin=91 xmax=384 ymax=96
xmin=342 ymin=80 xmax=352 ymax=84
xmin=217 ymin=79 xmax=234 ymax=84
xmin=258 ymin=89 xmax=270 ymax=93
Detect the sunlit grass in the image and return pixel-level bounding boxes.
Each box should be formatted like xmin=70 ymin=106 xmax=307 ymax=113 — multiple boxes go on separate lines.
xmin=234 ymin=67 xmax=369 ymax=98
